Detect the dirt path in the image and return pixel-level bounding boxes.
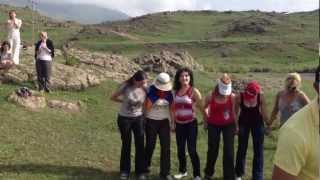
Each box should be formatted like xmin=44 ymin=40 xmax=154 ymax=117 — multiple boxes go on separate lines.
xmin=108 ymin=30 xmax=142 ymax=41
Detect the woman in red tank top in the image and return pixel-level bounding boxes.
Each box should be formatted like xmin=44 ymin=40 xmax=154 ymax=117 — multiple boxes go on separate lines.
xmin=203 ymin=74 xmax=238 ymax=180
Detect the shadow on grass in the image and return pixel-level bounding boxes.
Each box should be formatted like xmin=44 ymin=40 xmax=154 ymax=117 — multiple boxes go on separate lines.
xmin=0 ymin=163 xmax=226 ymax=179
xmin=0 ymin=163 xmax=115 ymax=180
xmin=0 ymin=164 xmax=179 ymax=180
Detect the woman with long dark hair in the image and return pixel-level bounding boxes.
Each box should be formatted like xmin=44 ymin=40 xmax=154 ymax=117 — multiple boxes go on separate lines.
xmin=110 ymin=70 xmax=148 ymax=180
xmin=172 ymin=68 xmax=203 ymax=180
xmin=0 ymin=41 xmax=14 ymax=69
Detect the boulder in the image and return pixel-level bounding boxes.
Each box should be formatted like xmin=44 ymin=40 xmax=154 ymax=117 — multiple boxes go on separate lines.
xmin=47 ymin=100 xmax=82 ymax=113
xmin=68 ymin=48 xmax=141 ymax=82
xmin=133 ymin=50 xmax=203 ymax=75
xmin=8 ymin=91 xmax=46 ymax=110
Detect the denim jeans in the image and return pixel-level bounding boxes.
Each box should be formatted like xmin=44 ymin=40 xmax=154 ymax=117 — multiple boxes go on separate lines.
xmin=204 ymin=123 xmax=235 ymax=180
xmin=117 ymin=115 xmax=145 ymax=175
xmin=235 ymin=123 xmax=264 ymax=180
xmin=175 ymin=120 xmax=201 ymax=177
xmin=145 ymin=118 xmax=171 ymax=177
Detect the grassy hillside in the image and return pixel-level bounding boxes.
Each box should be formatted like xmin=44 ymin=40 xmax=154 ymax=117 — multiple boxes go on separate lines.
xmin=72 ymin=10 xmax=319 ymax=73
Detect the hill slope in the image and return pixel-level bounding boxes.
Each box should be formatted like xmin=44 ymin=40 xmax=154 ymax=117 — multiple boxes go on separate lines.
xmin=0 ymin=0 xmax=129 ymax=24
xmin=71 ymin=10 xmax=319 ymax=73
xmin=0 ymin=4 xmax=81 ymax=47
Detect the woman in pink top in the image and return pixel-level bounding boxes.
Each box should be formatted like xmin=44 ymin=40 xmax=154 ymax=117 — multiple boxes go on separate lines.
xmin=172 ymin=68 xmax=204 ymax=180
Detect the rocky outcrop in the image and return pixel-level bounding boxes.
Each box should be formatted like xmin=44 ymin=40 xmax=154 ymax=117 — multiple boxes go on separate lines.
xmin=47 ymin=100 xmax=82 ymax=112
xmin=67 ymin=48 xmax=141 ymax=82
xmin=8 ymin=90 xmax=82 ymax=112
xmin=133 ymin=50 xmax=203 ymax=75
xmin=8 ymin=91 xmax=46 ymax=110
xmin=0 ymin=62 xmax=100 ymax=91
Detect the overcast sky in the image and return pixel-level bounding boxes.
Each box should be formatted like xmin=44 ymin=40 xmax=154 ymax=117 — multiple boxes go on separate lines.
xmin=40 ymin=0 xmax=319 ymax=16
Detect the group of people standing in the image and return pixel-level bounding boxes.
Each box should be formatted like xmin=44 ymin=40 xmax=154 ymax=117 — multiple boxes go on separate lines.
xmin=0 ymin=10 xmax=55 ymax=93
xmin=111 ymin=67 xmax=316 ymax=180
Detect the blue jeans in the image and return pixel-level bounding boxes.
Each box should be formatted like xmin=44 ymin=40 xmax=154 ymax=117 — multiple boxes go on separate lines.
xmin=235 ymin=124 xmax=264 ymax=180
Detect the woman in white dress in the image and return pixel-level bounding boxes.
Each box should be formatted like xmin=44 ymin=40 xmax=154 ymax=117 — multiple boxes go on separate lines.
xmin=7 ymin=10 xmax=22 ymax=65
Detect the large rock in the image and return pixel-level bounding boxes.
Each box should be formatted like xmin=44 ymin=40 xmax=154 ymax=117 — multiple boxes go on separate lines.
xmin=133 ymin=50 xmax=203 ymax=75
xmin=68 ymin=48 xmax=141 ymax=82
xmin=47 ymin=100 xmax=82 ymax=113
xmin=0 ymin=62 xmax=100 ymax=91
xmin=8 ymin=91 xmax=46 ymax=110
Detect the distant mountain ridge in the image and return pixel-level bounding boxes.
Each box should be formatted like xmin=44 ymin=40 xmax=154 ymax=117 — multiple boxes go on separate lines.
xmin=0 ymin=0 xmax=130 ymax=24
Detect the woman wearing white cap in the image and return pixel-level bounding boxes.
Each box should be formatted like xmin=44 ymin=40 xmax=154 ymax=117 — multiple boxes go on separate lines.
xmin=203 ymin=74 xmax=238 ymax=180
xmin=144 ymin=72 xmax=174 ymax=180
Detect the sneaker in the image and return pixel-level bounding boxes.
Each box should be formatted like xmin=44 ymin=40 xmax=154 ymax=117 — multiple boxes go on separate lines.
xmin=174 ymin=172 xmax=188 ymax=179
xmin=193 ymin=176 xmax=201 ymax=180
xmin=236 ymin=177 xmax=242 ymax=180
xmin=203 ymin=175 xmax=212 ymax=180
xmin=160 ymin=175 xmax=174 ymax=180
xmin=137 ymin=174 xmax=147 ymax=180
xmin=120 ymin=172 xmax=129 ymax=180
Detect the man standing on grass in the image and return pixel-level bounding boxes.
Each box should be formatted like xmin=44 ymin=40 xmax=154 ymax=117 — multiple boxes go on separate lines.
xmin=272 ymin=65 xmax=319 ymax=180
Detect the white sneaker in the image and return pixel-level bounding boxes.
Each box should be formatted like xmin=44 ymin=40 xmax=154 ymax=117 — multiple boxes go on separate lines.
xmin=236 ymin=177 xmax=242 ymax=180
xmin=194 ymin=176 xmax=201 ymax=180
xmin=174 ymin=172 xmax=188 ymax=179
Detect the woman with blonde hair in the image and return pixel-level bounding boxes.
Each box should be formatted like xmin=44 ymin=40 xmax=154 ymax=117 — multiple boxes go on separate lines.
xmin=268 ymin=72 xmax=310 ymax=128
xmin=35 ymin=31 xmax=54 ymax=92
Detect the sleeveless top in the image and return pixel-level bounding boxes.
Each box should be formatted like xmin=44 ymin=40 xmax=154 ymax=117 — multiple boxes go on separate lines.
xmin=208 ymin=91 xmax=235 ymax=126
xmin=278 ymin=94 xmax=304 ymax=126
xmin=239 ymin=93 xmax=263 ymax=127
xmin=174 ymin=87 xmax=196 ymax=123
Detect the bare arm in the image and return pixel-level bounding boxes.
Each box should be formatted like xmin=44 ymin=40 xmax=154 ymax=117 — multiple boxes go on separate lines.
xmin=269 ymin=92 xmax=281 ymax=126
xmin=260 ymin=93 xmax=269 ymax=123
xmin=234 ymin=94 xmax=241 ymax=121
xmin=13 ymin=19 xmax=22 ymax=29
xmin=231 ymin=94 xmax=239 ymax=133
xmin=272 ymin=166 xmax=297 ymax=180
xmin=299 ymin=91 xmax=310 ymax=106
xmin=193 ymin=88 xmax=204 ymax=115
xmin=110 ymin=86 xmax=124 ymax=103
xmin=203 ymin=93 xmax=211 ymax=128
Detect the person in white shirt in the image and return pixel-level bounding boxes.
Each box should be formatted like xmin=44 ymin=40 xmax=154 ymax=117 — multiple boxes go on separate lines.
xmin=35 ymin=31 xmax=55 ymax=92
xmin=7 ymin=10 xmax=22 ymax=65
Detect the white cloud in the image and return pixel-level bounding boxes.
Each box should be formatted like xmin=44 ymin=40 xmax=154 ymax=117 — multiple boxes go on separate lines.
xmin=40 ymin=0 xmax=319 ymax=16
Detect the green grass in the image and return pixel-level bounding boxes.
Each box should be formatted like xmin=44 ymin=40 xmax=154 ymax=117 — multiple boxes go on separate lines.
xmin=0 ymin=72 xmax=317 ymax=179
xmin=0 ymin=4 xmax=318 ymax=180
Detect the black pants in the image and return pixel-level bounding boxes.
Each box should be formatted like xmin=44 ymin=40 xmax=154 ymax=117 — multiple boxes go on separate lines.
xmin=145 ymin=118 xmax=171 ymax=177
xmin=175 ymin=120 xmax=201 ymax=177
xmin=117 ymin=115 xmax=145 ymax=175
xmin=235 ymin=124 xmax=264 ymax=180
xmin=204 ymin=123 xmax=235 ymax=180
xmin=36 ymin=60 xmax=52 ymax=92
